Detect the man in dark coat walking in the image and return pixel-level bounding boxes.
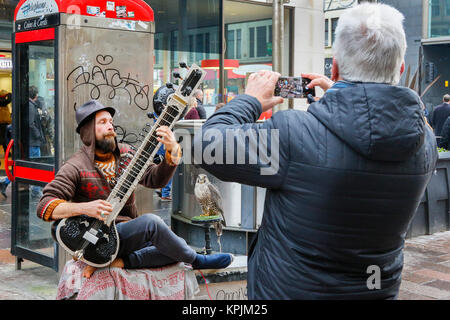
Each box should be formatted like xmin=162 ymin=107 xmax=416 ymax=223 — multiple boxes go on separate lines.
xmin=431 ymin=94 xmax=450 ymax=143
xmin=193 ymin=3 xmax=437 ymax=299
xmin=28 ymin=86 xmax=47 ymax=159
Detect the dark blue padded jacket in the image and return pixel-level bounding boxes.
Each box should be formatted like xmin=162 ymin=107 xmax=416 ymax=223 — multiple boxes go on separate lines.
xmin=194 ymin=83 xmax=437 ymax=299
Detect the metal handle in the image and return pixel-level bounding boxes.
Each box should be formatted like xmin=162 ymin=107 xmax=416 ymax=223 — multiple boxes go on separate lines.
xmin=4 ymin=139 xmax=14 ymax=181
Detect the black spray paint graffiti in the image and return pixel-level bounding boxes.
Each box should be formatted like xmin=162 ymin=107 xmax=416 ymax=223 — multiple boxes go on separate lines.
xmin=114 ymin=124 xmax=140 ymax=145
xmin=67 ymin=54 xmax=151 ymax=111
xmin=67 ymin=54 xmax=152 ymax=145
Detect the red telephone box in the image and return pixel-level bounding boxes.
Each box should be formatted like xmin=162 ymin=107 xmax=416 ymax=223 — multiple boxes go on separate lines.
xmin=10 ymin=0 xmax=154 ymax=271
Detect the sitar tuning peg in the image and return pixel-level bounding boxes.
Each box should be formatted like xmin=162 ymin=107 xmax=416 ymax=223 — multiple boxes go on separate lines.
xmin=173 ymin=72 xmax=183 ymax=80
xmin=179 ymin=62 xmax=189 ymax=70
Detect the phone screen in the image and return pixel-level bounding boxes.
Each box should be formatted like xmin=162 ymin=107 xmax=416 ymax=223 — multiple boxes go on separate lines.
xmin=274 ymin=76 xmax=315 ymax=98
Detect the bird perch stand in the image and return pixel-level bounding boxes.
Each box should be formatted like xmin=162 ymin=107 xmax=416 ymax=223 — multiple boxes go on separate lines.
xmin=191 ymin=215 xmax=222 ymax=255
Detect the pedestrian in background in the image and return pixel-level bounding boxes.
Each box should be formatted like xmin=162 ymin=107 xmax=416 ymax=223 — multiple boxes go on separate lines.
xmin=0 ymin=90 xmax=11 ymax=153
xmin=193 ymin=89 xmax=207 ymax=119
xmin=431 ymin=94 xmax=450 ymax=144
xmin=0 ymin=123 xmax=12 ymax=199
xmin=184 ymin=97 xmax=201 ymax=120
xmin=438 ymin=115 xmax=450 ymax=150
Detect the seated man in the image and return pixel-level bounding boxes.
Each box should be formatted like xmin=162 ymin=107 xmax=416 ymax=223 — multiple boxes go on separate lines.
xmin=37 ymin=100 xmax=232 ymax=278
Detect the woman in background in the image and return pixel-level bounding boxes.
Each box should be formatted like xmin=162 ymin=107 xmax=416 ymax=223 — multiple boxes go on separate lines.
xmin=184 ymin=97 xmax=200 ymax=120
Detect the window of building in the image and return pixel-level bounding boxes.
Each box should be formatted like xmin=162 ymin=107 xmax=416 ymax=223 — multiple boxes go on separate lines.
xmin=325 ymin=19 xmax=329 ymax=47
xmin=236 ymin=29 xmax=241 ymax=59
xmin=249 ymin=27 xmax=255 ymax=58
xmin=227 ymin=29 xmax=235 ymax=59
xmin=331 ymin=18 xmax=339 ymax=45
xmin=431 ymin=0 xmax=440 ymax=17
xmin=227 ymin=19 xmax=272 ymax=63
xmin=429 ymin=0 xmax=450 ymax=37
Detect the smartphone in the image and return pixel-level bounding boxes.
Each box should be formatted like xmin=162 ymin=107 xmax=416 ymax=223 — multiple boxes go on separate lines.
xmin=274 ymin=76 xmax=315 ymax=98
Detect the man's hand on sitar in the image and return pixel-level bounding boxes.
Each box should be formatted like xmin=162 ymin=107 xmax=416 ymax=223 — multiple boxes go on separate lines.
xmin=156 ymin=126 xmax=179 ymax=154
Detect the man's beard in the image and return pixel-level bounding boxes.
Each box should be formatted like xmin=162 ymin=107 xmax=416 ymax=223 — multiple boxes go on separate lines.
xmin=96 ymin=135 xmax=116 ymax=153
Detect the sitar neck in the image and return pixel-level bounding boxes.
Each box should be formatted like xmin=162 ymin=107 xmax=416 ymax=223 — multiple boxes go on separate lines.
xmin=104 ymin=104 xmax=180 ymax=225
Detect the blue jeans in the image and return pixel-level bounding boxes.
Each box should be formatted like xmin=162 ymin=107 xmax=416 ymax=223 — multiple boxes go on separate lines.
xmin=116 ymin=214 xmax=197 ymax=268
xmin=161 ymin=178 xmax=172 ymax=198
xmin=29 ymin=147 xmax=42 ymax=198
xmin=29 ymin=146 xmax=41 ymax=159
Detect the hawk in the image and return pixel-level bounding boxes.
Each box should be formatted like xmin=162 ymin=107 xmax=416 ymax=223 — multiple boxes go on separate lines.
xmin=194 ymin=174 xmax=226 ymax=247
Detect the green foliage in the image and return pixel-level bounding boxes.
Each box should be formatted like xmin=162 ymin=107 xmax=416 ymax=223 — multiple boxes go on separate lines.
xmin=438 ymin=147 xmax=448 ymax=153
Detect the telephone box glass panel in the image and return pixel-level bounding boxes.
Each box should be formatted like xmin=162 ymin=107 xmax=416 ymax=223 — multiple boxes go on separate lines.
xmin=17 ymin=40 xmax=55 ymax=164
xmin=15 ymin=182 xmax=54 ymax=258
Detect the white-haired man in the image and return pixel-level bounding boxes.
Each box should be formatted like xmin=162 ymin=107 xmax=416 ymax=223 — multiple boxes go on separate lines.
xmin=194 ymin=3 xmax=437 ymax=299
xmin=193 ymin=89 xmax=207 ymax=119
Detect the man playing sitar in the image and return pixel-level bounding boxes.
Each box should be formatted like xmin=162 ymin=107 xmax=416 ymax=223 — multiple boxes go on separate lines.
xmin=37 ymin=99 xmax=233 ymax=278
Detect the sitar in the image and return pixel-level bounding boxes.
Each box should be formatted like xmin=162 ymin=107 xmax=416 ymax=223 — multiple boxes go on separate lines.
xmin=52 ymin=63 xmax=206 ymax=267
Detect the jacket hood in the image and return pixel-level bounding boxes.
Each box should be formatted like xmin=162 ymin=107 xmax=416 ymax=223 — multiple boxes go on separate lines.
xmin=79 ymin=115 xmax=120 ymax=163
xmin=308 ymin=83 xmax=425 ymax=162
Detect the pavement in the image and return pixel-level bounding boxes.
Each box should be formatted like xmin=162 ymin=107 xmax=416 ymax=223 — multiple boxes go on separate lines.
xmin=0 ymin=180 xmax=449 ymax=300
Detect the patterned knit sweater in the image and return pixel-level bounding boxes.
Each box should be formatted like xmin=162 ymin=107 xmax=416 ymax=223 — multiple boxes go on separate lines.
xmin=94 ymin=151 xmax=116 ymax=185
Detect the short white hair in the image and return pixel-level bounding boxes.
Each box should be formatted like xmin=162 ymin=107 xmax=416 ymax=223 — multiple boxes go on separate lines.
xmin=333 ymin=3 xmax=407 ymax=85
xmin=194 ymin=89 xmax=203 ymax=98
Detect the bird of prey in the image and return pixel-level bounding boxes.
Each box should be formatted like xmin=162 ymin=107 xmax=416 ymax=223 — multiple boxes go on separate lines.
xmin=194 ymin=174 xmax=226 ymax=249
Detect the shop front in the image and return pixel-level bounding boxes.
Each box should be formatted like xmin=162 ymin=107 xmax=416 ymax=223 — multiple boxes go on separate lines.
xmin=149 ymin=0 xmax=292 ymax=116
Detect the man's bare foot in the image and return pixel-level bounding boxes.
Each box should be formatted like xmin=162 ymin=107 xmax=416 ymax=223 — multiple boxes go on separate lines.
xmin=82 ymin=265 xmax=97 ymax=278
